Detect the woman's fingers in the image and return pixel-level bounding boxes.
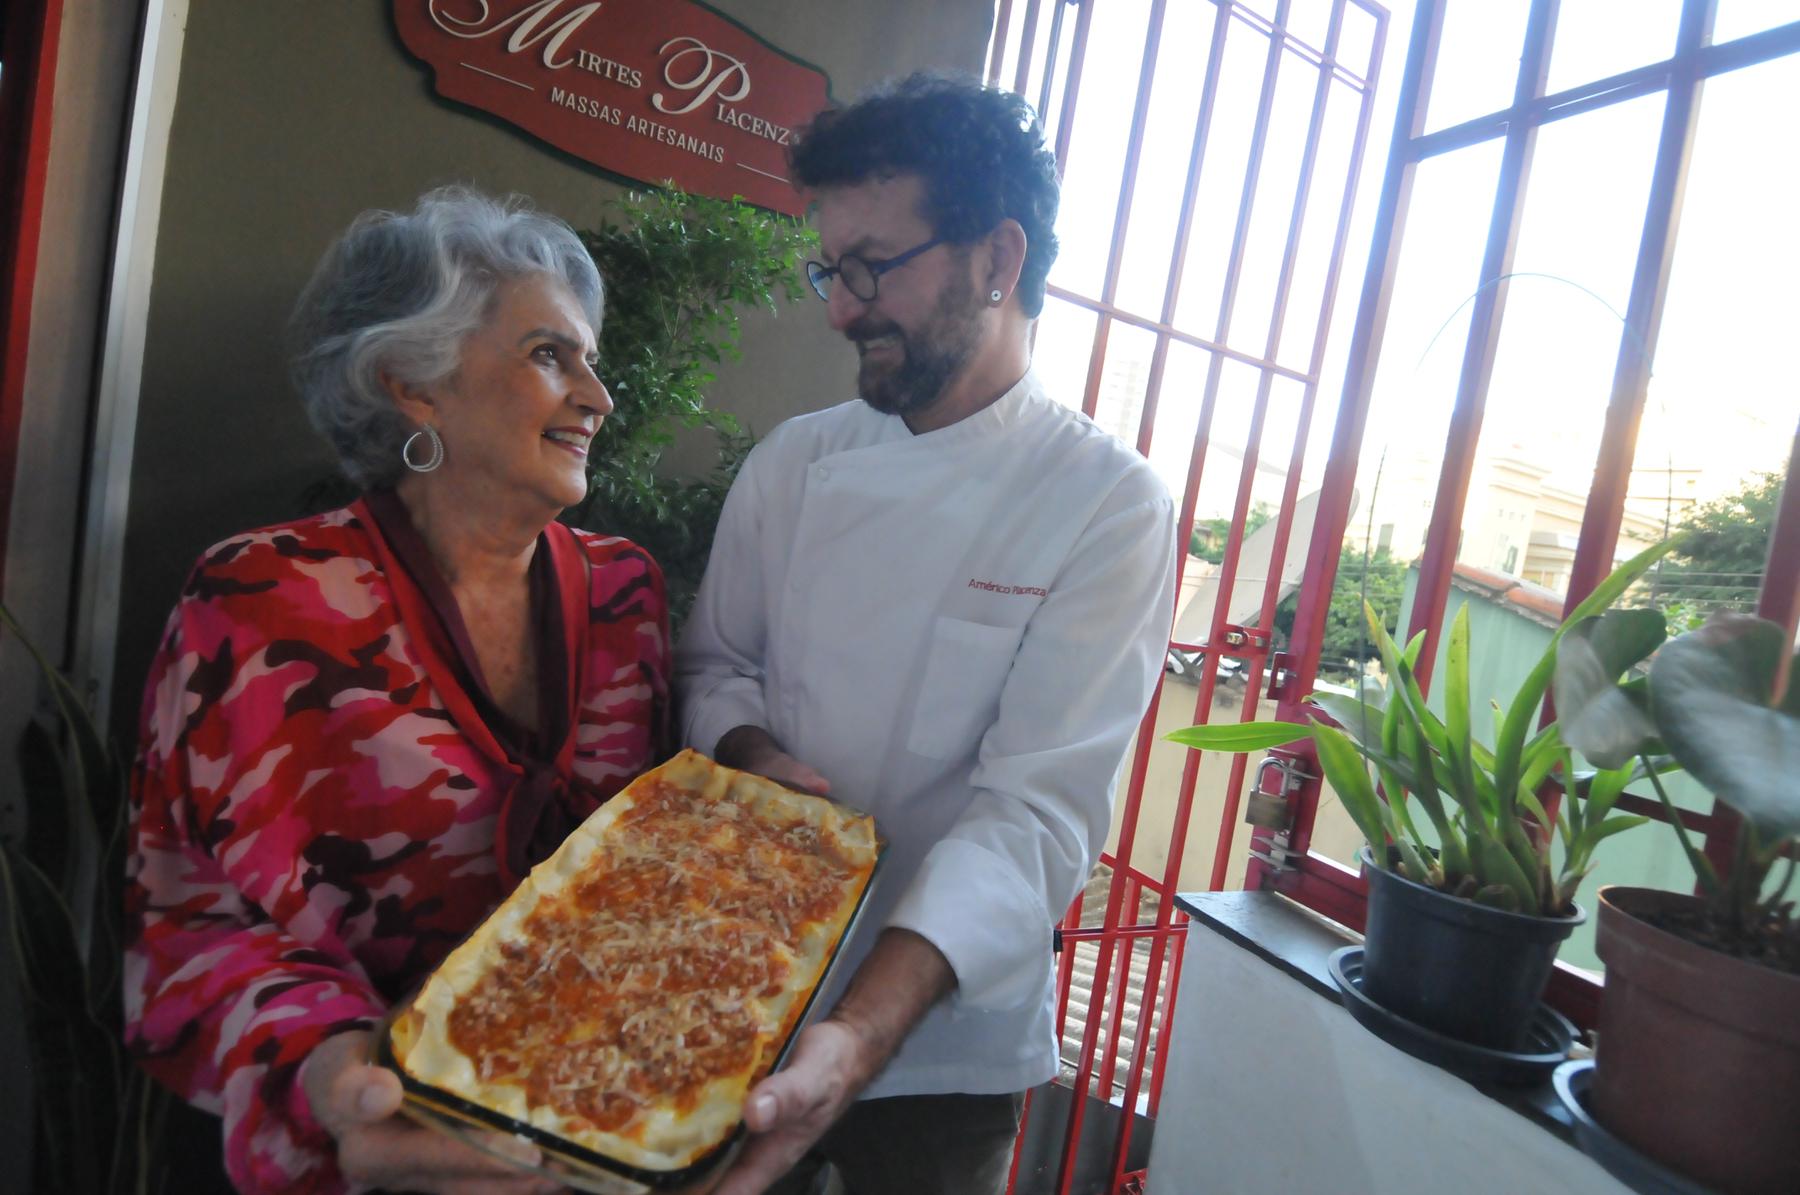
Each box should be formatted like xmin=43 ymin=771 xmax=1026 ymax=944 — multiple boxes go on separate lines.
xmin=336 ymin=1117 xmax=552 ymax=1189
xmin=304 ymin=1030 xmax=559 ymax=1193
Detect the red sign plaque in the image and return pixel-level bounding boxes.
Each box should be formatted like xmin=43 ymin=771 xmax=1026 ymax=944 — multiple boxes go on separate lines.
xmin=393 ymin=1 xmax=833 ymax=216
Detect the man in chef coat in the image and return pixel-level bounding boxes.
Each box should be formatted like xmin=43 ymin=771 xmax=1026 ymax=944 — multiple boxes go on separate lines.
xmin=677 ymin=74 xmax=1177 ymax=1195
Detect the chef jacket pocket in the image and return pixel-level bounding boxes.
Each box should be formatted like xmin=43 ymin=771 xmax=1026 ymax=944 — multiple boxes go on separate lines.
xmin=907 ymin=617 xmax=1026 ymax=760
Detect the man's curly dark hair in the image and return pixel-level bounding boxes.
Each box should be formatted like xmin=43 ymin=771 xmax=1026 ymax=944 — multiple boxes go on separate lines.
xmin=789 ymin=74 xmax=1061 ymax=318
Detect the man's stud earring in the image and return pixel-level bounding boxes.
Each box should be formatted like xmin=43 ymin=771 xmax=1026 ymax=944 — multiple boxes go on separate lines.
xmin=990 ymin=289 xmax=1003 ymax=304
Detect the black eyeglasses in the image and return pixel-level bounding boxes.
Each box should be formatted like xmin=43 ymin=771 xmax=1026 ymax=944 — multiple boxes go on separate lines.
xmin=805 ymin=237 xmax=944 ymax=302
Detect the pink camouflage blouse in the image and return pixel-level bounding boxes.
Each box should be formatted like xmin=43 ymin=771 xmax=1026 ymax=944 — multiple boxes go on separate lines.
xmin=124 ymin=499 xmax=670 ymax=1193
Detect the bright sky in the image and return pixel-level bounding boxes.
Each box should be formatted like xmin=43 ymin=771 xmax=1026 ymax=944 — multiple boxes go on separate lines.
xmin=1000 ymin=0 xmax=1800 ymax=538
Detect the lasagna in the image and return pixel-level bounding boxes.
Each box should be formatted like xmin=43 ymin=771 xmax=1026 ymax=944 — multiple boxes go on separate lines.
xmin=387 ymin=750 xmax=881 ymax=1176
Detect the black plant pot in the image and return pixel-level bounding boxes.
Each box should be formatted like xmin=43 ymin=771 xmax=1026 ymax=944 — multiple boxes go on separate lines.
xmin=1360 ymin=847 xmax=1584 ymax=1051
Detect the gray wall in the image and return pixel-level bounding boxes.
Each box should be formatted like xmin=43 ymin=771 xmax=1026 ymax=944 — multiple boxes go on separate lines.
xmin=112 ymin=0 xmax=992 ymax=732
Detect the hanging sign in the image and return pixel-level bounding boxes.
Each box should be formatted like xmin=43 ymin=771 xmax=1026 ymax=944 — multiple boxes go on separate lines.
xmin=394 ymin=1 xmax=832 ymax=216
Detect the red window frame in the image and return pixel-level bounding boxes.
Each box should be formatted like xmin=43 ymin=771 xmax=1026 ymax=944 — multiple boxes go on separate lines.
xmin=0 ymin=0 xmax=66 ymax=594
xmin=1249 ymin=0 xmax=1800 ymax=1030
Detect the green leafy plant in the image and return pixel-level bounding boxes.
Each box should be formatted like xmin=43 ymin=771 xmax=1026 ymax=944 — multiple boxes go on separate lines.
xmin=1 ymin=602 xmax=168 ymax=1192
xmin=1168 ymin=542 xmax=1675 ymax=916
xmin=1556 ymin=608 xmax=1800 ymax=969
xmin=564 ymin=186 xmax=817 ymax=624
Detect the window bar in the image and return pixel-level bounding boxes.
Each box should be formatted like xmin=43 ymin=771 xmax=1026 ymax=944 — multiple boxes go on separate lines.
xmin=1052 ymin=4 xmax=1281 ymax=1188
xmin=1206 ymin=0 xmax=1353 ymax=894
xmin=1094 ymin=873 xmax=1141 ymax=1095
xmin=1759 ymin=426 xmax=1800 ymax=634
xmin=1710 ymin=421 xmax=1800 ymax=876
xmin=1168 ymin=0 xmax=1295 ymax=887
xmin=1132 ymin=0 xmax=1237 ymax=463
xmin=1074 ymin=0 xmax=1170 ymax=422
xmin=1244 ymin=0 xmax=1443 ymax=903
xmin=987 ymin=0 xmax=1017 ymax=85
xmin=1144 ymin=913 xmax=1187 ymax=1116
xmin=1104 ymin=1 xmax=1314 ymax=1182
xmin=1235 ymin=0 xmax=1382 ymax=896
xmin=1051 ymin=0 xmax=1097 ymax=173
xmin=1408 ymin=17 xmax=1800 ymax=164
xmin=1403 ymin=0 xmax=1557 ymax=690
xmin=1010 ymin=0 xmax=1046 ymax=98
xmin=1050 ymin=1 xmax=1186 ymax=1184
xmin=1047 ymin=284 xmax=1315 ymax=383
xmin=1036 ymin=0 xmax=1071 ymax=135
xmin=1549 ymin=0 xmax=1713 ymax=833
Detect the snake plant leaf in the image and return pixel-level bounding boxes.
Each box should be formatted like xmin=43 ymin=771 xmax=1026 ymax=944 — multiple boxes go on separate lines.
xmin=1308 ymin=692 xmax=1386 ymax=748
xmin=1443 ymin=604 xmax=1482 ymax=813
xmin=1472 ymin=833 xmax=1540 ymax=913
xmin=1310 ymin=724 xmax=1394 ymax=863
xmin=1648 ymin=613 xmax=1800 ymax=843
xmin=1554 ymin=609 xmax=1667 ymax=767
xmin=1165 ymin=721 xmax=1313 ymax=752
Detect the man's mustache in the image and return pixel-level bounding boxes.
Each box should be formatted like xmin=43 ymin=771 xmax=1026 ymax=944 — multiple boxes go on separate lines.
xmin=845 ymin=317 xmax=904 ymax=344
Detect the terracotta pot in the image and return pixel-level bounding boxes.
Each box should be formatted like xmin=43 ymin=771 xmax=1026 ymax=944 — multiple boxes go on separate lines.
xmin=1594 ymin=886 xmax=1800 ymax=1194
xmin=1361 ymin=847 xmax=1582 ymax=1051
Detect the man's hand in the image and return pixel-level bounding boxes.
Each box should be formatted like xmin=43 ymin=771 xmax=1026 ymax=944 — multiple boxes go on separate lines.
xmin=304 ymin=1030 xmax=563 ymax=1195
xmin=714 ymin=725 xmax=830 ymax=796
xmin=711 ymin=929 xmax=957 ymax=1195
xmin=712 ymin=1020 xmax=873 ymax=1195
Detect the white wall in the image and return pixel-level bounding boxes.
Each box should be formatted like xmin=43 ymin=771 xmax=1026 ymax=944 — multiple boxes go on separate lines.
xmin=1147 ymin=919 xmax=1629 ymax=1195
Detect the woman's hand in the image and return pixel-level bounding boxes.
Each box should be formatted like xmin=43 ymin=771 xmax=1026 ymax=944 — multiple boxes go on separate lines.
xmin=304 ymin=1031 xmax=564 ymax=1195
xmin=714 ymin=725 xmax=831 ymax=796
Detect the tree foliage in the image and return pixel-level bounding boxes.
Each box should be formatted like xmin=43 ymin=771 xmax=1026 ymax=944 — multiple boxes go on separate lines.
xmin=1190 ymin=502 xmax=1273 ymax=562
xmin=563 ymin=187 xmax=817 ymax=625
xmin=1275 ymin=543 xmax=1409 ymax=675
xmin=1646 ymin=466 xmax=1785 ymax=621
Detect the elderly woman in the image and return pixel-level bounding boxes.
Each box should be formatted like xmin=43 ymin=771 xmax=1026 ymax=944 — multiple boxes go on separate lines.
xmin=124 ymin=188 xmax=668 ymax=1194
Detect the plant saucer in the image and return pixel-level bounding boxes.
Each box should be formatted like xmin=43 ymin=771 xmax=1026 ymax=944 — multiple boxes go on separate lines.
xmin=1551 ymin=1061 xmax=1720 ymax=1195
xmin=1327 ymin=946 xmax=1574 ymax=1086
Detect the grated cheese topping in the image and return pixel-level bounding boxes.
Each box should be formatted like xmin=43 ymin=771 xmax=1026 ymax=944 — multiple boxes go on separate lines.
xmin=389 ymin=751 xmax=880 ymax=1172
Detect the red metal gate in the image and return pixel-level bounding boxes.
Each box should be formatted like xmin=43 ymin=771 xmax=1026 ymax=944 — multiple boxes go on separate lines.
xmin=988 ymin=2 xmax=1392 ymax=1192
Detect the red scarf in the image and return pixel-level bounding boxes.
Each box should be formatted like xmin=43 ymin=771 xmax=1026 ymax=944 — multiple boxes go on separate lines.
xmin=356 ymin=492 xmax=593 ymax=891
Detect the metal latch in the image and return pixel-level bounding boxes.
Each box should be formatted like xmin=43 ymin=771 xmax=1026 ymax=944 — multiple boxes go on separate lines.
xmin=1249 ymin=829 xmax=1298 ymax=875
xmin=1219 ymin=623 xmax=1271 ymax=653
xmin=1266 ymin=650 xmax=1297 ymax=699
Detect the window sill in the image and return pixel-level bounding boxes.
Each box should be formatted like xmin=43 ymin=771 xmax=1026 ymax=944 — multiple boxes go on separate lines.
xmin=1173 ymin=889 xmax=1581 ymax=1140
xmin=1148 ymin=890 xmax=1626 ymax=1194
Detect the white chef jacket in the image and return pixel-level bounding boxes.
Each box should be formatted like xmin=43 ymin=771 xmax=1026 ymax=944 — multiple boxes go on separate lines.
xmin=676 ymin=371 xmax=1176 ymax=1097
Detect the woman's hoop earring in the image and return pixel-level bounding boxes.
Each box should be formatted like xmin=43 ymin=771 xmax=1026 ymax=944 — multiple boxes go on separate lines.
xmin=990 ymin=289 xmax=1004 ymax=305
xmin=402 ymin=426 xmax=444 ymax=473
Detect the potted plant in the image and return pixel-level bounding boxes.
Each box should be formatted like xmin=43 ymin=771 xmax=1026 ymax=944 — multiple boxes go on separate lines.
xmin=1 ymin=601 xmax=169 ymax=1192
xmin=566 ymin=185 xmax=816 ymax=626
xmin=1168 ymin=543 xmax=1671 ymax=1050
xmin=1554 ymin=609 xmax=1799 ymax=1193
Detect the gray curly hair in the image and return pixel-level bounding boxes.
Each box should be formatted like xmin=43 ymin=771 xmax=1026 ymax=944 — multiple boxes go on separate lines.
xmin=289 ymin=186 xmax=604 ymax=489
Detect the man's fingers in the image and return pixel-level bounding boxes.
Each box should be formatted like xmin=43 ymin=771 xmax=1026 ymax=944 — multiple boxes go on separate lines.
xmin=758 ymin=756 xmax=830 ymax=796
xmin=711 ymin=1132 xmax=812 ymax=1195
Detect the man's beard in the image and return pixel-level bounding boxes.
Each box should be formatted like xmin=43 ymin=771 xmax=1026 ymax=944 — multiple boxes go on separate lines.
xmin=848 ymin=272 xmax=984 ymax=418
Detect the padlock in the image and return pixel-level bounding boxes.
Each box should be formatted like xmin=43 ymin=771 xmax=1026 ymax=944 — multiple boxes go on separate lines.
xmin=1244 ymin=789 xmax=1290 ymax=829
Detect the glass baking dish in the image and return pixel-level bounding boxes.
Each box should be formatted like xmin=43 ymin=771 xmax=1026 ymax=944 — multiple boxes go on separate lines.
xmin=376 ymin=751 xmax=885 ymax=1193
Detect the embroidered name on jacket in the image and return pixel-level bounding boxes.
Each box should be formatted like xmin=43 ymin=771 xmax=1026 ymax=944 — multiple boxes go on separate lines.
xmin=967 ymin=578 xmax=1048 ymax=597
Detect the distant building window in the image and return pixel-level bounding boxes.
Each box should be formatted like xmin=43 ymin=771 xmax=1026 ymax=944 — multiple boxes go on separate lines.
xmin=1504 ymin=545 xmax=1519 ymax=574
